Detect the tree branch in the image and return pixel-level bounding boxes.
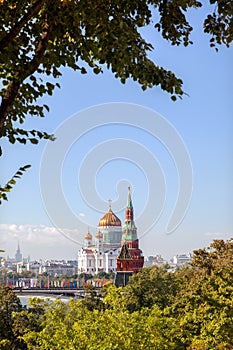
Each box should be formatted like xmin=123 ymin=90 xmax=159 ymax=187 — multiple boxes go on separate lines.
xmin=0 ymin=21 xmax=53 ymax=137
xmin=0 ymin=0 xmax=47 ymax=52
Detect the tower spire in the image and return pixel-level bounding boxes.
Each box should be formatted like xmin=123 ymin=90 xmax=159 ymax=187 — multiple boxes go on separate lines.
xmin=125 ymin=186 xmax=134 ymax=221
xmin=127 ymin=186 xmax=133 ymax=208
xmin=17 ymin=240 xmax=20 ymax=251
xmin=15 ymin=240 xmax=22 ymax=262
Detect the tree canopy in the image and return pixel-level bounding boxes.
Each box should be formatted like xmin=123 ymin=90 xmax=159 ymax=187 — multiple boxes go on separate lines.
xmin=0 ymin=0 xmax=232 ymax=146
xmin=0 ymin=0 xmax=232 ymax=202
xmin=0 ymin=239 xmax=232 ymax=349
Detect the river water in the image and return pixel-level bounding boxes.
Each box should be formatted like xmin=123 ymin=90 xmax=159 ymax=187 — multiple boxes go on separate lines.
xmin=18 ymin=294 xmax=71 ymax=307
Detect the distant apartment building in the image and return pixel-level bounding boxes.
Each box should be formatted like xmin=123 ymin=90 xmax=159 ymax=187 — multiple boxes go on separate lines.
xmin=16 ymin=260 xmax=41 ymax=275
xmin=172 ymin=253 xmax=192 ymax=265
xmin=144 ymin=255 xmax=165 ymax=267
xmin=39 ymin=260 xmax=77 ymax=277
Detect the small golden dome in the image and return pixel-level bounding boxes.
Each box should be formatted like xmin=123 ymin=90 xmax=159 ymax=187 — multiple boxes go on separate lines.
xmin=84 ymin=231 xmax=92 ymax=240
xmin=98 ymin=208 xmax=121 ymax=227
xmin=95 ymin=230 xmax=103 ymax=239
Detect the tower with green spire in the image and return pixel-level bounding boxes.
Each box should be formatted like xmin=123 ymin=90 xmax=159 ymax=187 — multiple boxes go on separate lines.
xmin=121 ymin=186 xmax=138 ymax=243
xmin=115 ymin=186 xmax=144 ymax=287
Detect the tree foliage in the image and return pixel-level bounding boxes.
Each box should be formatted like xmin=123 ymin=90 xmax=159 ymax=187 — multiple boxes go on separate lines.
xmin=81 ymin=284 xmax=104 ymax=311
xmin=0 ymin=0 xmax=233 ymax=145
xmin=170 ymin=238 xmax=233 ymax=349
xmin=0 ymin=164 xmax=31 ymax=204
xmin=124 ymin=265 xmax=178 ymax=311
xmin=0 ymin=239 xmax=232 ymax=349
xmin=204 ymin=0 xmax=233 ymax=49
xmin=191 ymin=238 xmax=233 ymax=273
xmin=23 ymin=294 xmax=179 ymax=350
xmin=0 ymin=287 xmax=25 ymax=349
xmin=0 ymin=1 xmax=232 ymax=201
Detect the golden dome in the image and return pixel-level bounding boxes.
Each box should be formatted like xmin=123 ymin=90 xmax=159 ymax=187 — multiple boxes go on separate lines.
xmin=95 ymin=230 xmax=103 ymax=239
xmin=98 ymin=208 xmax=121 ymax=227
xmin=84 ymin=231 xmax=92 ymax=240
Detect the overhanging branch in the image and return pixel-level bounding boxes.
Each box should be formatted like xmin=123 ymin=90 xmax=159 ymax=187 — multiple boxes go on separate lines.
xmin=0 ymin=0 xmax=47 ymax=52
xmin=0 ymin=20 xmax=53 ymax=137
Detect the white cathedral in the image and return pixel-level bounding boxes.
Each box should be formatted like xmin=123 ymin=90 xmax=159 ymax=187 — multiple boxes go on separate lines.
xmin=77 ymin=201 xmax=122 ymax=275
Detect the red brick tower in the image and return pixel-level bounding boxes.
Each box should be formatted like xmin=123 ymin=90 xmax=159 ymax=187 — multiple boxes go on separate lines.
xmin=115 ymin=187 xmax=144 ymax=287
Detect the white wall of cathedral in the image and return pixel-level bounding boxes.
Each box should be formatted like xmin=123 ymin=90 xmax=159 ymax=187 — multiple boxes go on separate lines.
xmin=95 ymin=237 xmax=103 ymax=249
xmin=79 ymin=226 xmax=122 ymax=275
xmin=77 ymin=248 xmax=119 ymax=276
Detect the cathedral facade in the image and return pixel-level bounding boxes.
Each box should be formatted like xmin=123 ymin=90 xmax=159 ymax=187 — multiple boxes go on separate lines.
xmin=77 ymin=203 xmax=122 ymax=275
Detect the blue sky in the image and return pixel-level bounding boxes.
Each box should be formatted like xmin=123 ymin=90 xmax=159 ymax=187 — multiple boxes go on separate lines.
xmin=1 ymin=5 xmax=232 ymax=260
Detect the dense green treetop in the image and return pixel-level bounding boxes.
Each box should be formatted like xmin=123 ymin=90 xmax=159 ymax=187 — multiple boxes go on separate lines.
xmin=191 ymin=238 xmax=233 ymax=273
xmin=170 ymin=239 xmax=233 ymax=349
xmin=124 ymin=265 xmax=178 ymax=311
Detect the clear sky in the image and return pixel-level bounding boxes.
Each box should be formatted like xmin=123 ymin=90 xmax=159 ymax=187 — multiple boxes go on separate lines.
xmin=1 ymin=5 xmax=232 ymax=261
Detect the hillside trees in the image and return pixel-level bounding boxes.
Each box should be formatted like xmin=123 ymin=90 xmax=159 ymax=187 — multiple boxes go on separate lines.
xmin=0 ymin=239 xmax=232 ymax=349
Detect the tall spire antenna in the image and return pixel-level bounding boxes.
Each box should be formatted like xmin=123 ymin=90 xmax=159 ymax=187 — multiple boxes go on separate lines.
xmin=108 ymin=199 xmax=112 ymax=210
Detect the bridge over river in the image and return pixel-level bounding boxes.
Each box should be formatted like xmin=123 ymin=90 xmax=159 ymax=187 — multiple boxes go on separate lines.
xmin=14 ymin=287 xmax=95 ymax=298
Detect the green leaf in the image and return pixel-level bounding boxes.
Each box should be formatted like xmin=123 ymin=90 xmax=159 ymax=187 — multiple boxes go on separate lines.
xmin=8 ymin=179 xmax=16 ymax=185
xmin=30 ymin=138 xmax=39 ymax=144
xmin=22 ymin=165 xmax=31 ymax=170
xmin=43 ymin=104 xmax=50 ymax=112
xmin=81 ymin=67 xmax=87 ymax=74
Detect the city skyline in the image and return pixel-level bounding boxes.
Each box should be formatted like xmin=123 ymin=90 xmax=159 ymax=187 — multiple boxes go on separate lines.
xmin=2 ymin=235 xmax=194 ymax=263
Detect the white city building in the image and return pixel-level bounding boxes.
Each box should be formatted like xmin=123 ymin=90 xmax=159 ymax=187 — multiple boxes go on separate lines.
xmin=172 ymin=253 xmax=192 ymax=265
xmin=144 ymin=255 xmax=165 ymax=267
